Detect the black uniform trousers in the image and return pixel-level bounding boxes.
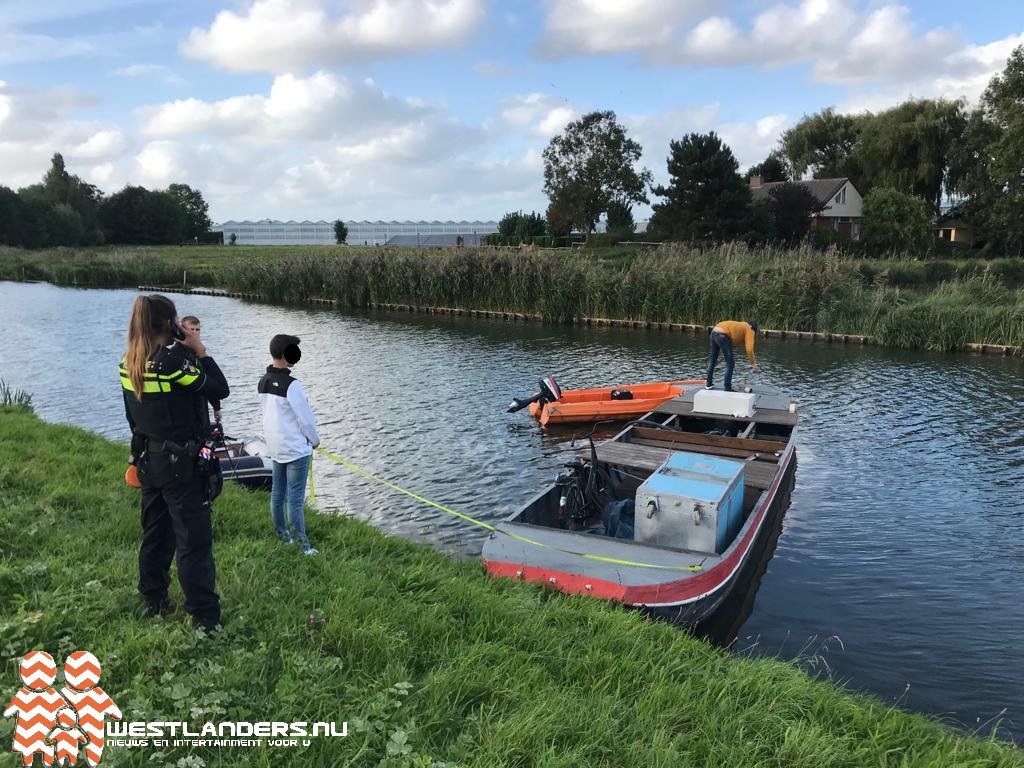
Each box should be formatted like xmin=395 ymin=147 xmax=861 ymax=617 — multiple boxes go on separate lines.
xmin=138 ymin=446 xmax=220 ymax=629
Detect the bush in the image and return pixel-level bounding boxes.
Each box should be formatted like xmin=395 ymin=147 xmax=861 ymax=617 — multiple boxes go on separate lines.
xmin=862 ymin=187 xmax=935 ymax=256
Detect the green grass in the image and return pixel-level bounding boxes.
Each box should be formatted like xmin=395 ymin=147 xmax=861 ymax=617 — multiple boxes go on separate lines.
xmin=1 ymin=409 xmax=1022 ymax=767
xmin=3 ymin=243 xmax=1024 ymax=350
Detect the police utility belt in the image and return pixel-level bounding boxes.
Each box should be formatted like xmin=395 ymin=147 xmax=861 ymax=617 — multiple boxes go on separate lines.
xmin=137 ymin=435 xmax=223 ymax=501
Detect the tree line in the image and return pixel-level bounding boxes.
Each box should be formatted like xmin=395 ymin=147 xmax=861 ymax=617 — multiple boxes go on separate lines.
xmin=516 ymin=44 xmax=1024 ymax=255
xmin=0 ymin=154 xmax=213 ymax=248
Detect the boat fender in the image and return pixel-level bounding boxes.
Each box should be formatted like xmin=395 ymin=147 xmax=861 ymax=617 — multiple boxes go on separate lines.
xmin=610 ymin=388 xmax=634 ymax=400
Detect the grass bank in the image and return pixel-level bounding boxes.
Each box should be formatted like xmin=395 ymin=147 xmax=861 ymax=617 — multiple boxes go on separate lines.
xmin=1 ymin=407 xmax=1021 ymax=767
xmin=2 ymin=243 xmax=1024 ymax=351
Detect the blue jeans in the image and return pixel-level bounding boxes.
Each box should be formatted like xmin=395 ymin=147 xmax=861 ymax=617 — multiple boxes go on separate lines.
xmin=706 ymin=330 xmax=735 ymax=391
xmin=270 ymin=454 xmax=311 ymax=549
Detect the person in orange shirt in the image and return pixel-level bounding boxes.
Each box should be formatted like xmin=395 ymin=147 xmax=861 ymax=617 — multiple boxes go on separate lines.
xmin=706 ymin=320 xmax=760 ymax=392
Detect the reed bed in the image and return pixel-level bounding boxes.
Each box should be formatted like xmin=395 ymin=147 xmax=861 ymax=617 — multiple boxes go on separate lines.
xmin=3 ymin=243 xmax=1024 ymax=350
xmin=0 ymin=379 xmax=32 ymax=411
xmin=2 ymin=408 xmax=1022 ymax=766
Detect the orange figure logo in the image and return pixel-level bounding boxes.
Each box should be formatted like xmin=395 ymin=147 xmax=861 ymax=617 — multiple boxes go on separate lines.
xmin=58 ymin=652 xmax=121 ymax=768
xmin=46 ymin=708 xmax=88 ymax=766
xmin=4 ymin=651 xmax=121 ymax=767
xmin=3 ymin=651 xmax=64 ymax=766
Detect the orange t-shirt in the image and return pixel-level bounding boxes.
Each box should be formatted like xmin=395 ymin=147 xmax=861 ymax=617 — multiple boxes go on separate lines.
xmin=713 ymin=321 xmax=757 ymax=364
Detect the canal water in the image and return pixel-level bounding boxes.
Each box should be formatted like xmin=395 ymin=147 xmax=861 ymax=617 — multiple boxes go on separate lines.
xmin=2 ymin=281 xmax=1022 ymax=742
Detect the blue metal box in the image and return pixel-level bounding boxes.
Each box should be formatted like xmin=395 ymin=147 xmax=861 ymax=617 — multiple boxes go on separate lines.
xmin=634 ymin=452 xmax=746 ymax=554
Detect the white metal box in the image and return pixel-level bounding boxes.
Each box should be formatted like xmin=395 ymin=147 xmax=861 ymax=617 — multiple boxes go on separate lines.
xmin=693 ymin=389 xmax=756 ymax=418
xmin=634 ymin=452 xmax=746 ymax=554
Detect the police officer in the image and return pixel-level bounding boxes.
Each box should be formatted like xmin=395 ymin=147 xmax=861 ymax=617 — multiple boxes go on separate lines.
xmin=120 ymin=294 xmax=229 ymax=632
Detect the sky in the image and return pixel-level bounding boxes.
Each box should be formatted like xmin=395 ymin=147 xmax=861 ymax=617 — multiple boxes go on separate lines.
xmin=1 ymin=0 xmax=1022 ymax=223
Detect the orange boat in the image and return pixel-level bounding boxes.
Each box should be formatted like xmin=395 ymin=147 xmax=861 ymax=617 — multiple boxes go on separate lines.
xmin=509 ymin=377 xmax=704 ymax=426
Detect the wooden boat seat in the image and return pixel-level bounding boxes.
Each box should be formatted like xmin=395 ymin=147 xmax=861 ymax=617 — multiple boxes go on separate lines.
xmin=627 ymin=427 xmax=784 ymax=457
xmin=591 ymin=441 xmax=778 ymax=490
xmin=630 ymin=436 xmax=778 ymax=463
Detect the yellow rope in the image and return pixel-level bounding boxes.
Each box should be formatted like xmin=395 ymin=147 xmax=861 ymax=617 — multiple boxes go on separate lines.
xmin=313 ymin=446 xmax=703 ymax=573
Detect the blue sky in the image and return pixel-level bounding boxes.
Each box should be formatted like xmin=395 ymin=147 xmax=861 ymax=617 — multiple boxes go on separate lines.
xmin=1 ymin=0 xmax=1022 ymax=222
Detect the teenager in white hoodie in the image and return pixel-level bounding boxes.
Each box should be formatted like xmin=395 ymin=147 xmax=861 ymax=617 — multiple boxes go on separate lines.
xmin=258 ymin=334 xmax=320 ymax=555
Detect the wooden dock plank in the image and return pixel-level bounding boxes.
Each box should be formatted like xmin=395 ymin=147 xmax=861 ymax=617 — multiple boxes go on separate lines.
xmin=655 ymin=398 xmax=798 ymax=426
xmin=592 ymin=442 xmax=777 ymax=490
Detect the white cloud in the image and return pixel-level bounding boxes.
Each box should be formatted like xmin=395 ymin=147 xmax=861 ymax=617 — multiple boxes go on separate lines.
xmin=68 ymin=130 xmax=127 ymax=160
xmin=500 ymin=93 xmax=576 ymax=137
xmin=112 ymin=63 xmax=186 ymax=86
xmin=538 ymin=0 xmax=1019 ymax=108
xmin=935 ymin=31 xmax=1024 ymax=102
xmin=812 ymin=6 xmax=959 ymax=84
xmin=181 ymin=0 xmax=487 ymax=73
xmin=140 ymin=71 xmax=429 ymax=145
xmin=537 ymin=0 xmax=708 ymax=58
xmin=666 ymin=0 xmax=860 ymax=68
xmin=89 ymin=163 xmax=116 ymax=185
xmin=838 ymin=30 xmax=1024 ymax=113
xmin=0 ymin=0 xmax=155 ymax=26
xmin=0 ymin=27 xmax=94 ymax=64
xmin=0 ymin=82 xmax=113 ymax=189
xmin=0 ymin=86 xmax=10 ymax=130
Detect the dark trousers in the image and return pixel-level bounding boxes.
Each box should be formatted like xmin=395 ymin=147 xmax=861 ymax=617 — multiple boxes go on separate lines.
xmin=706 ymin=330 xmax=735 ymax=391
xmin=138 ymin=449 xmax=220 ymax=628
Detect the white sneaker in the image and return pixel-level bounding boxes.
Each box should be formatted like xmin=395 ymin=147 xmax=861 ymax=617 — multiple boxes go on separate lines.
xmin=704 ymin=384 xmax=714 ymax=390
xmin=303 ymin=547 xmax=319 ymax=557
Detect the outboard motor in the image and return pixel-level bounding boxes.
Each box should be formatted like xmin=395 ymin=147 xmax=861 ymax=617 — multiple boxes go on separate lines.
xmin=507 ymin=376 xmax=563 ymax=413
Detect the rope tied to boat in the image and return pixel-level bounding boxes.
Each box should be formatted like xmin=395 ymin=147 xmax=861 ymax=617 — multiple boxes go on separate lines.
xmin=312 ymin=446 xmax=704 ymax=573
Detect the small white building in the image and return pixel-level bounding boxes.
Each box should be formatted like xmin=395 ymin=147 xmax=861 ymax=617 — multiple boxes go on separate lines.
xmin=750 ymin=177 xmax=864 ymax=240
xmin=212 ymin=219 xmax=499 ymax=246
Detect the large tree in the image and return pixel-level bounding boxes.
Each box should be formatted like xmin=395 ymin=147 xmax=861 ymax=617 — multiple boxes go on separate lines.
xmin=544 ymin=196 xmax=574 ymax=239
xmin=542 ymin=110 xmax=652 ymax=234
xmin=861 ymin=187 xmax=934 ymax=255
xmin=498 ymin=210 xmax=546 ymax=240
xmin=768 ymin=183 xmax=826 ymax=245
xmin=748 ymin=152 xmax=790 ymax=183
xmin=857 ymin=99 xmax=967 ymax=215
xmin=39 ymin=153 xmax=104 ymax=244
xmin=605 ymin=200 xmax=635 ymax=237
xmin=781 ymin=108 xmax=866 ymax=189
xmin=647 ymin=132 xmax=752 ymax=242
xmin=100 ymin=186 xmax=187 ymax=245
xmin=167 ymin=183 xmax=212 ymax=240
xmin=951 ymin=45 xmax=1024 ymax=253
xmin=333 ymin=219 xmax=348 ymax=244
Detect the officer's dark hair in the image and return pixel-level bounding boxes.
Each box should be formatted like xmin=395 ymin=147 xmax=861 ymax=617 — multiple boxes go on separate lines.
xmin=749 ymin=320 xmax=760 ymax=334
xmin=270 ymin=334 xmax=300 ymax=359
xmin=125 ymin=294 xmax=177 ymax=401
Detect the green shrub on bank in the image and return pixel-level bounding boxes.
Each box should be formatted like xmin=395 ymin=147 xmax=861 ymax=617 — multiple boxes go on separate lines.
xmin=0 ymin=379 xmax=33 ymax=412
xmin=2 ymin=408 xmax=1022 ymax=767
